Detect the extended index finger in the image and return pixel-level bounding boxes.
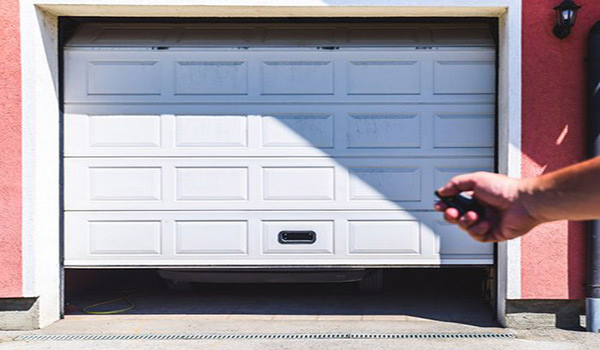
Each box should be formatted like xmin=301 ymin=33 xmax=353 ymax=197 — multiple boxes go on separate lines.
xmin=436 ymin=172 xmax=482 ymax=197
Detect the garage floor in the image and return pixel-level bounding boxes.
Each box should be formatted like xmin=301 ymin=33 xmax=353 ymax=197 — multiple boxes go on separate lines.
xmin=2 ymin=269 xmax=599 ymax=349
xmin=62 ymin=269 xmax=496 ymax=325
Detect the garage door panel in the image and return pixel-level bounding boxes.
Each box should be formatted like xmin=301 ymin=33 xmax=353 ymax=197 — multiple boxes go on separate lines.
xmin=175 ymin=115 xmax=248 ymax=147
xmin=175 ymin=221 xmax=248 ymax=255
xmin=261 ymin=61 xmax=334 ymax=95
xmin=434 ymin=60 xmax=495 ymax=95
xmin=430 ymin=25 xmax=494 ymax=46
xmin=65 ymin=103 xmax=494 ymax=157
xmin=179 ymin=27 xmax=255 ymax=45
xmin=348 ymin=221 xmax=421 ymax=254
xmin=87 ymin=60 xmax=162 ymax=96
xmin=79 ymin=25 xmax=175 ymax=46
xmin=262 ymin=167 xmax=335 ymax=201
xmin=347 ymin=113 xmax=421 ymax=149
xmin=176 ymin=167 xmax=249 ymax=201
xmin=261 ymin=114 xmax=334 ymax=148
xmin=88 ymin=220 xmax=162 ymax=255
xmin=434 ymin=220 xmax=494 ymax=256
xmin=174 ymin=61 xmax=248 ymax=95
xmin=347 ymin=60 xmax=421 ymax=95
xmin=64 ymin=211 xmax=492 ymax=266
xmin=88 ymin=115 xmax=162 ymax=148
xmin=433 ymin=114 xmax=495 ymax=148
xmin=65 ymin=49 xmax=495 ymax=104
xmin=64 ymin=23 xmax=496 ymax=267
xmin=89 ymin=167 xmax=162 ymax=201
xmin=348 ymin=167 xmax=421 ymax=202
xmin=69 ymin=23 xmax=492 ymax=48
xmin=65 ymin=157 xmax=493 ymax=210
xmin=347 ymin=26 xmax=420 ymax=45
xmin=263 ymin=27 xmax=337 ymax=45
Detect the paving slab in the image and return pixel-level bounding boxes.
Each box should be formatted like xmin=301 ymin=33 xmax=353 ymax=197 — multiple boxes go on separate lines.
xmin=2 ymin=315 xmax=599 ymax=350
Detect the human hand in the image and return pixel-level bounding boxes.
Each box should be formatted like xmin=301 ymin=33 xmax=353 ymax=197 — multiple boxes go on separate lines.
xmin=433 ymin=172 xmax=541 ymax=242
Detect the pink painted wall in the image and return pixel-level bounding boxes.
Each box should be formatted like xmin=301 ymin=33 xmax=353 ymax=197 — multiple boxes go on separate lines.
xmin=520 ymin=0 xmax=599 ymax=299
xmin=0 ymin=0 xmax=22 ymax=298
xmin=0 ymin=0 xmax=593 ymax=301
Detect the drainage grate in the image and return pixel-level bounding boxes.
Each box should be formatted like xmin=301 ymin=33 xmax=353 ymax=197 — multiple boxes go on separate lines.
xmin=15 ymin=332 xmax=515 ymax=342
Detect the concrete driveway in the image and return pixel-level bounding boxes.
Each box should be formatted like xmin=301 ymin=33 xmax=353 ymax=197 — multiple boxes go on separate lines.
xmin=1 ymin=269 xmax=598 ymax=349
xmin=1 ymin=315 xmax=599 ymax=350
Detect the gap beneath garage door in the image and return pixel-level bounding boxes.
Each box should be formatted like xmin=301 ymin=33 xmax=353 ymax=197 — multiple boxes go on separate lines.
xmin=64 ymin=268 xmax=497 ymax=328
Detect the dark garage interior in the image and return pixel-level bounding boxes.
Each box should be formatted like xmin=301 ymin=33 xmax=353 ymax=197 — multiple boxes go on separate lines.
xmin=64 ymin=268 xmax=497 ymax=327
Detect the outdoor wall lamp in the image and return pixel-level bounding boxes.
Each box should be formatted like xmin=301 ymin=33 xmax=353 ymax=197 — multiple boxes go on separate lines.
xmin=553 ymin=0 xmax=581 ymax=39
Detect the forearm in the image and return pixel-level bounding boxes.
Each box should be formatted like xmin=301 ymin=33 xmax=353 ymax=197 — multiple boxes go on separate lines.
xmin=520 ymin=157 xmax=600 ymax=223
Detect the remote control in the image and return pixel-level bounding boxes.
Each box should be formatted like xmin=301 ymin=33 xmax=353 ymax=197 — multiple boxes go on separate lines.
xmin=434 ymin=191 xmax=486 ymax=218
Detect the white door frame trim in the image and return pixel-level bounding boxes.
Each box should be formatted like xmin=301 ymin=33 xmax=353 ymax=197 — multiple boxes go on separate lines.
xmin=20 ymin=0 xmax=521 ymax=328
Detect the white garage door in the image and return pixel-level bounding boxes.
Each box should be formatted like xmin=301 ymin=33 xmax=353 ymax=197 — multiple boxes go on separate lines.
xmin=63 ymin=22 xmax=495 ymax=267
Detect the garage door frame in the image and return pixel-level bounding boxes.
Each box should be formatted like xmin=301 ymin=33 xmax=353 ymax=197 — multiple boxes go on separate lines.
xmin=20 ymin=0 xmax=522 ymax=328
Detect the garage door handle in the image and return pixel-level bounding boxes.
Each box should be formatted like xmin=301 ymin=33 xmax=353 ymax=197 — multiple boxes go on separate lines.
xmin=278 ymin=231 xmax=316 ymax=244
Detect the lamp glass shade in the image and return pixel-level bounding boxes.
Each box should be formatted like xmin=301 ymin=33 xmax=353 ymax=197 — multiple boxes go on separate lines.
xmin=555 ymin=0 xmax=580 ymax=27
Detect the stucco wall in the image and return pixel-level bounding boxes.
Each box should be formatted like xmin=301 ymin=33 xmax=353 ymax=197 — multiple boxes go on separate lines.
xmin=0 ymin=0 xmax=22 ymax=298
xmin=4 ymin=0 xmax=578 ymax=304
xmin=520 ymin=0 xmax=598 ymax=299
xmin=17 ymin=1 xmax=521 ymax=328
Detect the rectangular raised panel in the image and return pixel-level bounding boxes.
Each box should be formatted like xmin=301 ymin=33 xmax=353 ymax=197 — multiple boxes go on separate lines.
xmin=347 ymin=114 xmax=420 ymax=148
xmin=435 ymin=221 xmax=493 ymax=255
xmin=176 ymin=167 xmax=248 ymax=201
xmin=434 ymin=115 xmax=494 ymax=148
xmin=64 ymin=211 xmax=494 ymax=265
xmin=175 ymin=221 xmax=247 ymax=254
xmin=179 ymin=28 xmax=253 ymax=45
xmin=263 ymin=28 xmax=336 ymax=44
xmin=88 ymin=61 xmax=160 ymax=95
xmin=89 ymin=167 xmax=161 ymax=201
xmin=69 ymin=158 xmax=488 ymax=210
xmin=93 ymin=27 xmax=171 ymax=45
xmin=349 ymin=167 xmax=421 ymax=202
xmin=431 ymin=27 xmax=493 ymax=45
xmin=261 ymin=61 xmax=334 ymax=95
xmin=89 ymin=221 xmax=161 ymax=255
xmin=89 ymin=115 xmax=161 ymax=147
xmin=262 ymin=221 xmax=334 ymax=254
xmin=175 ymin=61 xmax=248 ymax=95
xmin=434 ymin=167 xmax=494 ymax=192
xmin=347 ymin=61 xmax=420 ymax=95
xmin=434 ymin=61 xmax=495 ymax=94
xmin=262 ymin=114 xmax=334 ymax=148
xmin=349 ymin=221 xmax=420 ymax=254
xmin=175 ymin=115 xmax=247 ymax=147
xmin=68 ymin=23 xmax=495 ymax=48
xmin=263 ymin=167 xmax=335 ymax=200
xmin=347 ymin=28 xmax=419 ymax=45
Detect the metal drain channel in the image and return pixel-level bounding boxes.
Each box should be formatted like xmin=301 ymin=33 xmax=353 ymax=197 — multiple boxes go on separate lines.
xmin=15 ymin=333 xmax=515 ymax=342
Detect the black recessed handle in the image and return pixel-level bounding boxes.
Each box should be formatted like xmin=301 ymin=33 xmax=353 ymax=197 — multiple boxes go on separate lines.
xmin=278 ymin=230 xmax=317 ymax=244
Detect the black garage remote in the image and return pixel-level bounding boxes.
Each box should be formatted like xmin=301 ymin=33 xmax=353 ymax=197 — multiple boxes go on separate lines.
xmin=434 ymin=191 xmax=486 ymax=219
